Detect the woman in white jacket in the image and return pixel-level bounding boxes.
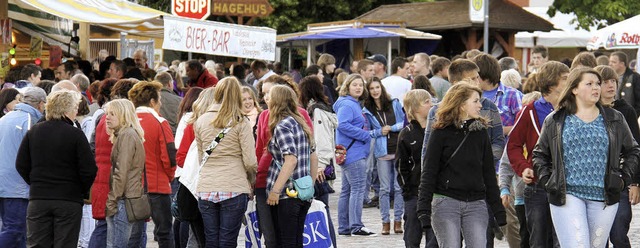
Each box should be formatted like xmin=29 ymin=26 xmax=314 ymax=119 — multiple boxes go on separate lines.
xmin=299 ymin=75 xmax=338 ymax=246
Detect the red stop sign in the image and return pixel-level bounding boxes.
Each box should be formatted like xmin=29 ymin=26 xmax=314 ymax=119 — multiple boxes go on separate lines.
xmin=172 ymin=0 xmax=211 ymax=20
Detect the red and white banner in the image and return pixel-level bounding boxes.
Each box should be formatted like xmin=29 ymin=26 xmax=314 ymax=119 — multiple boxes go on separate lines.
xmin=162 ymin=15 xmax=276 ymax=61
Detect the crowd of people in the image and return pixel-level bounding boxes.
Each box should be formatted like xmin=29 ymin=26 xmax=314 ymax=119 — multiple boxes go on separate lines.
xmin=0 ymin=45 xmax=639 ymax=248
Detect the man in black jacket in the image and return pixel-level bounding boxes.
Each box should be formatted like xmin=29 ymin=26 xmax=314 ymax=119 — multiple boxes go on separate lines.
xmin=610 ymin=51 xmax=640 ymax=114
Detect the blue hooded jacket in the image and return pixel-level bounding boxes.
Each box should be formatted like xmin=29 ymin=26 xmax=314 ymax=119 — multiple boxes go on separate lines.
xmin=333 ymin=95 xmax=370 ymax=165
xmin=363 ymin=99 xmax=406 ymax=158
xmin=0 ymin=103 xmax=42 ymax=198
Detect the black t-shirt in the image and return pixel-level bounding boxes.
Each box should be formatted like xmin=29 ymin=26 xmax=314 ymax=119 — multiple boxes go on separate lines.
xmin=375 ymin=106 xmax=399 ymax=155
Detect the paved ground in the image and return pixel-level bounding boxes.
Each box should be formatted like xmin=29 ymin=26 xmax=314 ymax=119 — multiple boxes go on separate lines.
xmin=147 ymin=165 xmax=640 ymax=247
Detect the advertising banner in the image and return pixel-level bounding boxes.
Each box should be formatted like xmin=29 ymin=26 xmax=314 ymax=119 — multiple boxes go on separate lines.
xmin=163 ymin=15 xmax=276 ymax=61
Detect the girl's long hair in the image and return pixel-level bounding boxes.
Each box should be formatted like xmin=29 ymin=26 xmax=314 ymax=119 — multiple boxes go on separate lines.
xmin=242 ymin=86 xmax=262 ymax=113
xmin=212 ymin=77 xmax=244 ymax=128
xmin=268 ymin=85 xmax=313 ymax=145
xmin=105 ymin=99 xmax=145 ymax=143
xmin=299 ymin=76 xmax=330 ymax=108
xmin=178 ymin=87 xmax=203 ymax=119
xmin=188 ymin=87 xmax=216 ymax=124
xmin=363 ymin=78 xmax=392 ymax=112
xmin=434 ymin=82 xmax=486 ymax=129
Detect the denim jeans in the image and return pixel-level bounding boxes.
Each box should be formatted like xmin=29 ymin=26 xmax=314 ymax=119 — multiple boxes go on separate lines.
xmin=106 ymin=200 xmax=133 ymax=248
xmin=364 ymin=142 xmax=379 ymax=204
xmin=198 ymin=194 xmax=248 ymax=248
xmin=149 ymin=193 xmax=174 ymax=248
xmin=550 ymin=194 xmax=618 ymax=248
xmin=79 ymin=204 xmax=95 ymax=248
xmin=337 ymin=158 xmax=367 ymax=234
xmin=609 ymin=188 xmax=631 ymax=247
xmin=377 ymin=158 xmax=403 ymax=223
xmin=88 ymin=220 xmax=107 ymax=248
xmin=26 ymin=200 xmax=82 ymax=248
xmin=403 ymin=196 xmax=437 ymax=248
xmin=431 ymin=196 xmax=488 ymax=248
xmin=315 ymin=189 xmax=337 ymax=247
xmin=515 ymin=204 xmax=529 ymax=248
xmin=128 ymin=221 xmax=147 ymax=248
xmin=255 ymin=188 xmax=277 ymax=247
xmin=270 ymin=198 xmax=311 ymax=247
xmin=523 ymin=183 xmax=557 ymax=248
xmin=0 ymin=198 xmax=28 ymax=248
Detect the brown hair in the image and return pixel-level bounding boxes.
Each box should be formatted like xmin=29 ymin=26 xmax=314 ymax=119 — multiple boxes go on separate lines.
xmin=611 ymin=51 xmax=628 ymax=66
xmin=357 ymin=59 xmax=374 ymax=74
xmin=403 ymin=89 xmax=432 ymax=121
xmin=533 ymin=61 xmax=569 ymax=95
xmin=268 ymin=85 xmax=313 ymax=145
xmin=448 ymin=59 xmax=479 ymax=84
xmin=111 ymin=79 xmax=137 ymax=100
xmin=594 ymin=65 xmax=618 ymax=82
xmin=473 ymin=54 xmax=501 ymax=85
xmin=178 ymin=87 xmax=203 ymax=119
xmin=128 ymin=81 xmax=162 ymax=107
xmin=431 ymin=57 xmax=451 ymax=75
xmin=571 ymin=52 xmax=597 ymax=69
xmin=412 ymin=75 xmax=436 ymax=97
xmin=317 ymin=54 xmax=336 ymax=73
xmin=434 ymin=82 xmax=486 ymax=129
xmin=532 ymin=45 xmax=548 ymax=58
xmin=339 ymin=74 xmax=368 ymax=100
xmin=557 ymin=68 xmax=604 ymax=114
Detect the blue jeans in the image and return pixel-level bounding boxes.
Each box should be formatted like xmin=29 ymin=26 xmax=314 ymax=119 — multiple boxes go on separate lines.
xmin=550 ymin=194 xmax=618 ymax=248
xmin=338 ymin=158 xmax=367 ymax=234
xmin=88 ymin=220 xmax=107 ymax=248
xmin=377 ymin=158 xmax=403 ymax=223
xmin=364 ymin=141 xmax=379 ymax=204
xmin=431 ymin=197 xmax=488 ymax=248
xmin=0 ymin=198 xmax=28 ymax=248
xmin=106 ymin=200 xmax=133 ymax=248
xmin=128 ymin=220 xmax=147 ymax=248
xmin=609 ymin=188 xmax=631 ymax=247
xmin=523 ymin=183 xmax=558 ymax=248
xmin=198 ymin=194 xmax=248 ymax=248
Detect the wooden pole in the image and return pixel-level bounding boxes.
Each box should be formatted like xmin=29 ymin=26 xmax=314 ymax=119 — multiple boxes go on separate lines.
xmin=78 ymin=23 xmax=90 ymax=59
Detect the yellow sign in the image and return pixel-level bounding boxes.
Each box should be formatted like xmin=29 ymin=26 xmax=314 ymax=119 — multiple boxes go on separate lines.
xmin=212 ymin=0 xmax=274 ymax=17
xmin=29 ymin=36 xmax=43 ymax=58
xmin=472 ymin=0 xmax=483 ymax=11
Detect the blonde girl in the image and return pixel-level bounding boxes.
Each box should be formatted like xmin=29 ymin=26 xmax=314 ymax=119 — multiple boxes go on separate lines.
xmin=193 ymin=77 xmax=257 ymax=247
xmin=104 ymin=99 xmax=145 ymax=248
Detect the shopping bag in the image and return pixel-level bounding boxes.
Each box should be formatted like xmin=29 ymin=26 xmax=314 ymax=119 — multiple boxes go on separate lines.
xmin=244 ymin=200 xmax=261 ymax=248
xmin=302 ymin=200 xmax=334 ymax=248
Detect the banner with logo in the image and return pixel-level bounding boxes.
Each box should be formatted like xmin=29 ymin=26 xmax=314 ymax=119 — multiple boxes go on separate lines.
xmin=163 ymin=15 xmax=276 ymax=61
xmin=469 ymin=0 xmax=485 ymax=23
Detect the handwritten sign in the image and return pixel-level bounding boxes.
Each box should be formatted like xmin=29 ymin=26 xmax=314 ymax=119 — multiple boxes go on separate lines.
xmin=163 ymin=15 xmax=276 ymax=61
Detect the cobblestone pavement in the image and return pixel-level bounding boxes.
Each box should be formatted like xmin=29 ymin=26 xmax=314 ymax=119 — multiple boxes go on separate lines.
xmin=147 ymin=166 xmax=640 ymax=247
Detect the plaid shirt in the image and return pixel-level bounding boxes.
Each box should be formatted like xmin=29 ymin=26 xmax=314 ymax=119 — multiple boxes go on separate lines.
xmin=491 ymin=83 xmax=523 ymax=127
xmin=267 ymin=116 xmax=312 ymax=198
xmin=198 ymin=192 xmax=242 ymax=203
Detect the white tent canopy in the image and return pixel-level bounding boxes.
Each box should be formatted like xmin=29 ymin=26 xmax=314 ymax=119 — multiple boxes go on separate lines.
xmin=587 ymin=15 xmax=640 ymax=50
xmin=515 ymin=7 xmax=596 ymax=48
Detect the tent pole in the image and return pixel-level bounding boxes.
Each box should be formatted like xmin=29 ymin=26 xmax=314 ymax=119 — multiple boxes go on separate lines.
xmin=307 ymin=40 xmax=311 ymax=67
xmin=288 ymin=42 xmax=292 ymax=71
xmin=387 ymin=38 xmax=392 ymax=76
xmin=119 ymin=32 xmax=127 ymax=59
xmin=483 ymin=0 xmax=489 ymax=53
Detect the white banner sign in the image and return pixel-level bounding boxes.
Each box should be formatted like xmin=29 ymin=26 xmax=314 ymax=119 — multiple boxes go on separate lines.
xmin=163 ymin=15 xmax=277 ymax=61
xmin=469 ymin=0 xmax=485 ymax=23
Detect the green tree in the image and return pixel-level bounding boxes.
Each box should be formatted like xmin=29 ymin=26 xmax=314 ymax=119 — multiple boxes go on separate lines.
xmin=549 ymin=0 xmax=640 ymax=30
xmin=135 ymin=0 xmax=434 ymax=34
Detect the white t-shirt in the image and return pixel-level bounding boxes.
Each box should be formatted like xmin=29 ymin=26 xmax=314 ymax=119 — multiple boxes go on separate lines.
xmin=253 ymin=70 xmax=276 ymax=87
xmin=382 ymin=75 xmax=412 ymax=105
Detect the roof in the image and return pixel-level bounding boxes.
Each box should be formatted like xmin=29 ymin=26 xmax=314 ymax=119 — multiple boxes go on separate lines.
xmin=9 ymin=0 xmax=165 ymax=38
xmin=515 ymin=7 xmax=596 ymax=48
xmin=356 ymin=0 xmax=554 ymax=32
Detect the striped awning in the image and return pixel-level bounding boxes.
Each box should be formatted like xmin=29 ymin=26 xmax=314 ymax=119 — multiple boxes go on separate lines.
xmin=9 ymin=0 xmax=166 ymax=38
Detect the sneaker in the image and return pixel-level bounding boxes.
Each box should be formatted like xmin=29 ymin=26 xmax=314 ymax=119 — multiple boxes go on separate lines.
xmin=363 ymin=201 xmax=378 ymax=208
xmin=352 ymin=227 xmax=377 ymax=236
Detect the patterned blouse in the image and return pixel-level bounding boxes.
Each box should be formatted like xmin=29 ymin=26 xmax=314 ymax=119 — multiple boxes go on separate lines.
xmin=267 ymin=116 xmax=313 ymax=199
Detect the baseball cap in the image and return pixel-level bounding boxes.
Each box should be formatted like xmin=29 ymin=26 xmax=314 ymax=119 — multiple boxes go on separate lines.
xmin=367 ymin=54 xmax=387 ymax=66
xmin=19 ymin=87 xmax=47 ymax=104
